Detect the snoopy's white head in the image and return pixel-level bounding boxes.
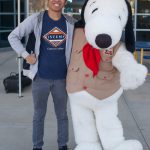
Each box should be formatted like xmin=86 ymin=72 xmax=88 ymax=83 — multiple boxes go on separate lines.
xmin=82 ymin=0 xmax=132 ymax=50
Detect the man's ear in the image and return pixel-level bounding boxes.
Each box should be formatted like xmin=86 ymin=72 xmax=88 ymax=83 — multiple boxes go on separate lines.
xmin=124 ymin=0 xmax=135 ymax=53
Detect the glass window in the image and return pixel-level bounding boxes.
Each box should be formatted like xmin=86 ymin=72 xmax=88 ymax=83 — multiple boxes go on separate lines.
xmin=21 ymin=0 xmax=25 ymax=13
xmin=0 ymin=0 xmax=26 ymax=49
xmin=15 ymin=0 xmax=26 ymax=13
xmin=137 ymin=15 xmax=150 ymax=29
xmin=0 ymin=32 xmax=11 ymax=48
xmin=0 ymin=15 xmax=14 ymax=30
xmin=0 ymin=0 xmax=14 ymax=12
xmin=64 ymin=0 xmax=85 ymax=20
xmin=65 ymin=1 xmax=83 ymax=14
xmin=136 ymin=31 xmax=150 ymax=42
xmin=137 ymin=0 xmax=150 ymax=13
xmin=15 ymin=14 xmax=26 ymax=24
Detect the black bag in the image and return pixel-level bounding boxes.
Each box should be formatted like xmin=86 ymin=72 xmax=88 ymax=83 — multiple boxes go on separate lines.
xmin=3 ymin=72 xmax=32 ymax=93
xmin=23 ymin=32 xmax=36 ymax=70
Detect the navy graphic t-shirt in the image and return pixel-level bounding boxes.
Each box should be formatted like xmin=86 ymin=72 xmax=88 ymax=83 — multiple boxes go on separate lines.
xmin=38 ymin=11 xmax=67 ymax=79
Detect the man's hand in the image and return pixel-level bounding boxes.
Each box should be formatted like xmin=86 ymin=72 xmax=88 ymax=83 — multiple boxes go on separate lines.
xmin=25 ymin=54 xmax=37 ymax=65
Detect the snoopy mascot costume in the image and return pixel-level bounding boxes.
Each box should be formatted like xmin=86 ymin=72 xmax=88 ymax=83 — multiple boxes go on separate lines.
xmin=66 ymin=0 xmax=147 ymax=150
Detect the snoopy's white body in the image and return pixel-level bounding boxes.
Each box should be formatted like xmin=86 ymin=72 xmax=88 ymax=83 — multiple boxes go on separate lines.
xmin=67 ymin=0 xmax=147 ymax=150
xmin=69 ymin=89 xmax=142 ymax=150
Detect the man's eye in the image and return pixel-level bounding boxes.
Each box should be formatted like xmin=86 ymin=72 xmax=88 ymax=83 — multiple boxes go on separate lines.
xmin=92 ymin=8 xmax=98 ymax=14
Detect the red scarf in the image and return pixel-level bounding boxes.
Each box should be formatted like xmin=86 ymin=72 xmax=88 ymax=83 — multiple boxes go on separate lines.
xmin=83 ymin=43 xmax=101 ymax=77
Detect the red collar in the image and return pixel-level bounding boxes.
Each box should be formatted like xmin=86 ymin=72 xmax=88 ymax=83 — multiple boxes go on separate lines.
xmin=82 ymin=43 xmax=101 ymax=77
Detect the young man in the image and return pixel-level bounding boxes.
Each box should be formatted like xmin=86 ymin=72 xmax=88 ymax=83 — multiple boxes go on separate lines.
xmin=8 ymin=0 xmax=75 ymax=150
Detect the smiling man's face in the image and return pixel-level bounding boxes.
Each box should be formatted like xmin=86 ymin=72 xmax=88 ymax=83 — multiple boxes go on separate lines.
xmin=48 ymin=0 xmax=66 ymax=12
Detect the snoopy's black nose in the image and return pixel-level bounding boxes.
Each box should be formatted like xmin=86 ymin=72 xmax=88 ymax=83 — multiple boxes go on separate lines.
xmin=95 ymin=34 xmax=112 ymax=48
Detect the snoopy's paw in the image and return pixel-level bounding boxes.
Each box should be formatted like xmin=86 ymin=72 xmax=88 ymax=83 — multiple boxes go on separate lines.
xmin=120 ymin=64 xmax=148 ymax=90
xmin=112 ymin=140 xmax=143 ymax=150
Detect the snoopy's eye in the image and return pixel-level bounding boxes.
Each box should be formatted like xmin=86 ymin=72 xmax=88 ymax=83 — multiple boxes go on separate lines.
xmin=92 ymin=8 xmax=98 ymax=14
xmin=119 ymin=16 xmax=121 ymax=20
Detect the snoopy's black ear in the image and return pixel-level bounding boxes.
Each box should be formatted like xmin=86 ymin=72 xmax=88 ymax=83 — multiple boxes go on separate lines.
xmin=75 ymin=0 xmax=88 ymax=28
xmin=124 ymin=0 xmax=135 ymax=53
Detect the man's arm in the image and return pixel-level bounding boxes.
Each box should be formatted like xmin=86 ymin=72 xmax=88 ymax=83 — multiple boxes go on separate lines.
xmin=8 ymin=13 xmax=38 ymax=60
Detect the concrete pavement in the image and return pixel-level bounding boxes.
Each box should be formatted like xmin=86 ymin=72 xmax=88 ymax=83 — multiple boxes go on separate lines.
xmin=0 ymin=49 xmax=150 ymax=150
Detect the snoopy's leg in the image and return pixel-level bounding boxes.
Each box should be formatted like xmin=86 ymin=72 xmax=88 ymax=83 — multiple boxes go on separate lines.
xmin=69 ymin=93 xmax=102 ymax=150
xmin=94 ymin=91 xmax=143 ymax=150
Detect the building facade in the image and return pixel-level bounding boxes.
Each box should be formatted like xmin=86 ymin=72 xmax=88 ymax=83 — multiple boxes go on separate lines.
xmin=0 ymin=0 xmax=28 ymax=48
xmin=0 ymin=0 xmax=150 ymax=50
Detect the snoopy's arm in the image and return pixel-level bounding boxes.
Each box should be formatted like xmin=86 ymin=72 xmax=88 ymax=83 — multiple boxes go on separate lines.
xmin=112 ymin=43 xmax=147 ymax=90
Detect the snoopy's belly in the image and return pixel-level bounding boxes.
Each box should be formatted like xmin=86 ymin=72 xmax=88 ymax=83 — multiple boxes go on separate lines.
xmin=66 ymin=62 xmax=121 ymax=100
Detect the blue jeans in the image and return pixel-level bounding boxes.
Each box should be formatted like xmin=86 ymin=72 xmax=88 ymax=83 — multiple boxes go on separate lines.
xmin=32 ymin=76 xmax=68 ymax=149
